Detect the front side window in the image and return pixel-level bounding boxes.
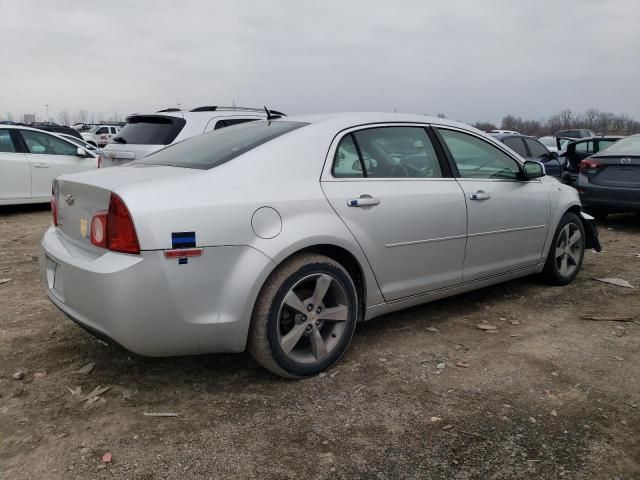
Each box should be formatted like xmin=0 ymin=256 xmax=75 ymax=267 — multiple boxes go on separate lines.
xmin=524 ymin=138 xmax=549 ymax=158
xmin=502 ymin=137 xmax=528 ymax=157
xmin=0 ymin=129 xmax=16 ymax=153
xmin=334 ymin=127 xmax=442 ymax=179
xmin=20 ymin=130 xmax=77 ymax=156
xmin=438 ymin=129 xmax=521 ymax=180
xmin=95 ymin=127 xmax=109 ymax=135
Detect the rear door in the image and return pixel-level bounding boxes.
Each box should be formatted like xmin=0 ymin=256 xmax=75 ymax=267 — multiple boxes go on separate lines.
xmin=435 ymin=127 xmax=550 ymax=282
xmin=19 ymin=129 xmax=96 ymax=199
xmin=0 ymin=129 xmax=31 ymax=202
xmin=321 ymin=124 xmax=467 ymax=301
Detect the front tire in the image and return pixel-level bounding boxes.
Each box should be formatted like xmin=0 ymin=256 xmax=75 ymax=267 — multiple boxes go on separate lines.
xmin=248 ymin=254 xmax=358 ymax=378
xmin=542 ymin=212 xmax=585 ymax=285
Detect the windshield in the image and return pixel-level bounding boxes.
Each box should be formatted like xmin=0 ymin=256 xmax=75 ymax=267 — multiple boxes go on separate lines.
xmin=134 ymin=120 xmax=307 ymax=170
xmin=597 ymin=135 xmax=639 ymax=155
xmin=539 ymin=137 xmax=555 ymax=147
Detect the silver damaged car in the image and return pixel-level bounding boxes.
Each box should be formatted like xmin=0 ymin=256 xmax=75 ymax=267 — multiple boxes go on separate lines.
xmin=41 ymin=113 xmax=601 ymax=378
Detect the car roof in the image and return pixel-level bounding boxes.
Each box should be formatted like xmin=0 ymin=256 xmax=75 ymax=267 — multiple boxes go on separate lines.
xmin=489 ymin=132 xmax=534 ymax=140
xmin=280 ymin=112 xmax=479 ymax=132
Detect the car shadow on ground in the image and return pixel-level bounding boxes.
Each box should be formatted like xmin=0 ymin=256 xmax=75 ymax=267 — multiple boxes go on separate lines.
xmin=0 ymin=203 xmax=50 ymax=216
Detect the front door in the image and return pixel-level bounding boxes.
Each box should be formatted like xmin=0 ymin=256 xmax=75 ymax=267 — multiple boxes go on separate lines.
xmin=19 ymin=129 xmax=93 ymax=199
xmin=435 ymin=127 xmax=550 ymax=282
xmin=321 ymin=125 xmax=467 ymax=301
xmin=0 ymin=129 xmax=31 ymax=202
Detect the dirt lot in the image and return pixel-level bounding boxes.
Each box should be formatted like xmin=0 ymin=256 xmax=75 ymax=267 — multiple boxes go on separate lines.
xmin=1 ymin=205 xmax=639 ymax=479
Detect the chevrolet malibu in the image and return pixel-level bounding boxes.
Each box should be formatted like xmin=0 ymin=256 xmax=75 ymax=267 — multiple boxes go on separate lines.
xmin=41 ymin=113 xmax=600 ymax=378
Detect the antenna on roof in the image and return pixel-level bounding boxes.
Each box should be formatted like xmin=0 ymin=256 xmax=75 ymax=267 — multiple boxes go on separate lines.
xmin=264 ymin=106 xmax=282 ymax=120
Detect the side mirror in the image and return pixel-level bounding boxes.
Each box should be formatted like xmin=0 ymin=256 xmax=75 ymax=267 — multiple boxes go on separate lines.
xmin=76 ymin=147 xmax=88 ymax=157
xmin=522 ymin=160 xmax=545 ymax=179
xmin=549 ymin=151 xmax=558 ymax=160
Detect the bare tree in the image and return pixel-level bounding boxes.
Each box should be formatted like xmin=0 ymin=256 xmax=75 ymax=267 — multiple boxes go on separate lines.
xmin=74 ymin=109 xmax=88 ymax=124
xmin=58 ymin=110 xmax=72 ymax=126
xmin=473 ymin=121 xmax=497 ymax=131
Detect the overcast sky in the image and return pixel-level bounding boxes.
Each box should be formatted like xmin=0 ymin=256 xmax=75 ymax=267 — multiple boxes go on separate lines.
xmin=2 ymin=0 xmax=639 ymax=124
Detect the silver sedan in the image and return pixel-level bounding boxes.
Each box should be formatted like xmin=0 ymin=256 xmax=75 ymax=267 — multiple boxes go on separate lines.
xmin=41 ymin=113 xmax=601 ymax=378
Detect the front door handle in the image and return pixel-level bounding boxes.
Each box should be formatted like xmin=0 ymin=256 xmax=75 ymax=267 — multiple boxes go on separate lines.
xmin=32 ymin=163 xmax=49 ymax=168
xmin=348 ymin=195 xmax=380 ymax=207
xmin=469 ymin=190 xmax=490 ymax=201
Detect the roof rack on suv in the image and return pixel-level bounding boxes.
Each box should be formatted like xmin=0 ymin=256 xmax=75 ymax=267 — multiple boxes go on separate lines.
xmin=189 ymin=106 xmax=285 ymax=116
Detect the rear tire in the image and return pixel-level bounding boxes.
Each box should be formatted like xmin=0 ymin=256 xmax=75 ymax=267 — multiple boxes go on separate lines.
xmin=542 ymin=212 xmax=585 ymax=285
xmin=248 ymin=254 xmax=358 ymax=379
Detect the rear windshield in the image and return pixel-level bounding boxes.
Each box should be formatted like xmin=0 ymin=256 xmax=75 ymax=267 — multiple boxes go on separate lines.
xmin=133 ymin=120 xmax=307 ymax=170
xmin=113 ymin=115 xmax=186 ymax=145
xmin=597 ymin=135 xmax=640 ymax=155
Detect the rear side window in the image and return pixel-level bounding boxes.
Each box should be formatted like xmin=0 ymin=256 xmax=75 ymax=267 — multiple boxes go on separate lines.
xmin=114 ymin=116 xmax=187 ymax=145
xmin=213 ymin=118 xmax=258 ymax=130
xmin=597 ymin=140 xmax=616 ymax=152
xmin=333 ymin=134 xmax=364 ymax=178
xmin=95 ymin=127 xmax=109 ymax=134
xmin=575 ymin=141 xmax=593 ymax=153
xmin=524 ymin=138 xmax=549 ymax=157
xmin=135 ymin=120 xmax=307 ymax=170
xmin=502 ymin=137 xmax=528 ymax=157
xmin=0 ymin=129 xmax=16 ymax=152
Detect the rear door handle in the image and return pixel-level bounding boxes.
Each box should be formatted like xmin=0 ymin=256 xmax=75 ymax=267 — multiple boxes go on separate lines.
xmin=469 ymin=190 xmax=490 ymax=201
xmin=33 ymin=163 xmax=49 ymax=168
xmin=348 ymin=195 xmax=380 ymax=207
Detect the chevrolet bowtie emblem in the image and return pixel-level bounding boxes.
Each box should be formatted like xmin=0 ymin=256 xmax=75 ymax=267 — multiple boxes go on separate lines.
xmin=65 ymin=194 xmax=75 ymax=206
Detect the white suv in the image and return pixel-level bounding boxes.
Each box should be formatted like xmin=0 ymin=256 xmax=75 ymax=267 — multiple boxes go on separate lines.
xmin=80 ymin=125 xmax=121 ymax=148
xmin=100 ymin=106 xmax=284 ymax=167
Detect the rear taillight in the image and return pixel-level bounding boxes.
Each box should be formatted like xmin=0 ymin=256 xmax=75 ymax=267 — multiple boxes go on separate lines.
xmin=90 ymin=212 xmax=107 ymax=248
xmin=90 ymin=193 xmax=140 ymax=254
xmin=51 ymin=187 xmax=58 ymax=226
xmin=580 ymin=158 xmax=603 ymax=171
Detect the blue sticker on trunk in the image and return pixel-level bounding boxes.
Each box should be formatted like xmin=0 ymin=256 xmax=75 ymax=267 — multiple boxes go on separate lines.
xmin=172 ymin=232 xmax=196 ymax=249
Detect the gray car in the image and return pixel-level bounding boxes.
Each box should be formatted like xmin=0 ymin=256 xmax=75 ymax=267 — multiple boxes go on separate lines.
xmin=576 ymin=134 xmax=640 ymax=219
xmin=41 ymin=113 xmax=600 ymax=378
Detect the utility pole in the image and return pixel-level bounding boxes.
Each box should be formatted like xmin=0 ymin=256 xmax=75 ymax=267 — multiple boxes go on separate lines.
xmin=45 ymin=104 xmax=50 ymax=122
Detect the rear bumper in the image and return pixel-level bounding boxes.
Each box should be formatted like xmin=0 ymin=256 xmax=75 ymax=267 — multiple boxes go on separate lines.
xmin=578 ymin=177 xmax=640 ymax=212
xmin=40 ymin=226 xmax=274 ymax=356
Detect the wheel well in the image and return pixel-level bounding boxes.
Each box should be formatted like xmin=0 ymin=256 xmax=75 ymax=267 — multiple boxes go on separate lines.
xmin=567 ymin=205 xmax=581 ymax=216
xmin=285 ymin=245 xmax=367 ymax=320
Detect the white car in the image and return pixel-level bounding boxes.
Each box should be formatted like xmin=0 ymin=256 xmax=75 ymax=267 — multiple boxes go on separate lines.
xmin=58 ymin=134 xmax=102 ymax=154
xmin=81 ymin=125 xmax=121 ymax=148
xmin=100 ymin=105 xmax=283 ymax=167
xmin=0 ymin=126 xmax=99 ymax=206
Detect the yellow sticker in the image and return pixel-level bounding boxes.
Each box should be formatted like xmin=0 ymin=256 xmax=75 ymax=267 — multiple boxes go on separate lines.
xmin=80 ymin=218 xmax=88 ymax=238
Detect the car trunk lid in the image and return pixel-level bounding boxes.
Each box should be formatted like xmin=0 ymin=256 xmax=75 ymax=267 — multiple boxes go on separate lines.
xmin=54 ymin=165 xmax=199 ymax=249
xmin=588 ymin=155 xmax=640 ymax=188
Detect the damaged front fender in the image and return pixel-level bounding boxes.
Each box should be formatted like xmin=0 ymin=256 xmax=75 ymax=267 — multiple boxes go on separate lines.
xmin=579 ymin=211 xmax=602 ymax=252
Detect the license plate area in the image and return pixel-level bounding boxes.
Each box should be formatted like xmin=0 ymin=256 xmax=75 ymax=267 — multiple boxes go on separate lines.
xmin=45 ymin=255 xmax=65 ymax=301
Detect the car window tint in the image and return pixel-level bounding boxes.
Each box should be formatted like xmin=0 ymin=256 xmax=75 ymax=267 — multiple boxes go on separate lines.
xmin=95 ymin=127 xmax=108 ymax=134
xmin=21 ymin=130 xmax=77 ymax=156
xmin=0 ymin=129 xmax=16 ymax=152
xmin=135 ymin=120 xmax=307 ymax=170
xmin=502 ymin=137 xmax=528 ymax=157
xmin=575 ymin=141 xmax=593 ymax=153
xmin=438 ymin=129 xmax=520 ymax=180
xmin=213 ymin=118 xmax=257 ymax=130
xmin=524 ymin=138 xmax=549 ymax=157
xmin=597 ymin=140 xmax=615 ymax=152
xmin=333 ymin=134 xmax=364 ymax=178
xmin=351 ymin=127 xmax=442 ymax=178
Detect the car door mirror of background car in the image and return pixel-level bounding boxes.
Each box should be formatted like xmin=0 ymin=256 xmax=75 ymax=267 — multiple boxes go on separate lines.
xmin=76 ymin=147 xmax=89 ymax=157
xmin=549 ymin=151 xmax=559 ymax=160
xmin=522 ymin=161 xmax=545 ymax=179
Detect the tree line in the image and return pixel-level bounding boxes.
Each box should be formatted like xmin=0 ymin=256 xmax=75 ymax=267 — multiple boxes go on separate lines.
xmin=3 ymin=109 xmax=124 ymax=125
xmin=473 ymin=109 xmax=640 ymax=137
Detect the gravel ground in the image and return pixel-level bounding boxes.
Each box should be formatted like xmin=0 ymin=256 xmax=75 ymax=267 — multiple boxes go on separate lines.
xmin=1 ymin=205 xmax=639 ymax=479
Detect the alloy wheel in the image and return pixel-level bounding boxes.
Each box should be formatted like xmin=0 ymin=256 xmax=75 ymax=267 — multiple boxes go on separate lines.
xmin=555 ymin=222 xmax=583 ymax=277
xmin=277 ymin=273 xmax=350 ymax=364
